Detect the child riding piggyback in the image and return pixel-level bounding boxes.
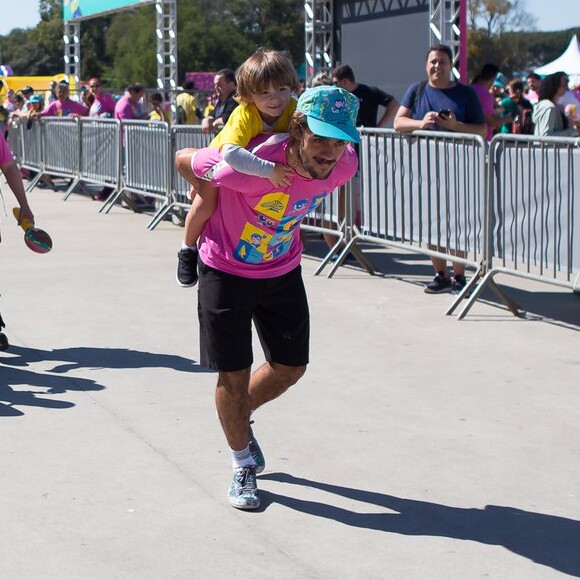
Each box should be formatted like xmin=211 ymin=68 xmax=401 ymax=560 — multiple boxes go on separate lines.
xmin=176 ymin=48 xmax=302 ymax=288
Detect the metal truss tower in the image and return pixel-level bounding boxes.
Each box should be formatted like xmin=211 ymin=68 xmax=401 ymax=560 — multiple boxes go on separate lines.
xmin=63 ymin=20 xmax=81 ymax=84
xmin=155 ymin=0 xmax=178 ymax=115
xmin=304 ymin=0 xmax=334 ymax=85
xmin=428 ymin=0 xmax=466 ymax=81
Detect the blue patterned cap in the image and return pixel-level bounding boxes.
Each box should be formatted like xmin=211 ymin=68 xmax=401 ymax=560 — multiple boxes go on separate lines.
xmin=297 ymin=85 xmax=360 ymax=143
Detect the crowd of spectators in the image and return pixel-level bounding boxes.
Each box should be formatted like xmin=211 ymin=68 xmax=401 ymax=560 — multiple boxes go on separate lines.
xmin=469 ymin=66 xmax=580 ymax=139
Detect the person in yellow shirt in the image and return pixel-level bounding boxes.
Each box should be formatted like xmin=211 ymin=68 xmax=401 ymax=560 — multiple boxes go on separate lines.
xmin=148 ymin=92 xmax=171 ymax=123
xmin=176 ymin=81 xmax=199 ymax=124
xmin=176 ymin=48 xmax=301 ymax=287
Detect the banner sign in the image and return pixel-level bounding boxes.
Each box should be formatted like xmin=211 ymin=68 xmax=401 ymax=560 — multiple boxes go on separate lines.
xmin=64 ymin=0 xmax=155 ymax=22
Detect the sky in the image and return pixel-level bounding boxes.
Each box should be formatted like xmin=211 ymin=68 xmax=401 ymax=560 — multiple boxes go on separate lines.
xmin=0 ymin=0 xmax=579 ymax=37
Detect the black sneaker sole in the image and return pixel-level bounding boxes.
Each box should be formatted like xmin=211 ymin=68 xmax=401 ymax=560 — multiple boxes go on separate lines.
xmin=424 ymin=285 xmax=452 ymax=294
xmin=175 ymin=273 xmax=198 ymax=288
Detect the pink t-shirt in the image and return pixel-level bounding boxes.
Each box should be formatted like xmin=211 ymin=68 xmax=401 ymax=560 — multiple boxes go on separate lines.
xmin=114 ymin=96 xmax=141 ymax=120
xmin=0 ymin=136 xmax=13 ymax=165
xmin=41 ymin=98 xmax=88 ymax=117
xmin=90 ymin=92 xmax=116 ymax=118
xmin=193 ymin=134 xmax=358 ymax=278
xmin=471 ymin=83 xmax=496 ymax=142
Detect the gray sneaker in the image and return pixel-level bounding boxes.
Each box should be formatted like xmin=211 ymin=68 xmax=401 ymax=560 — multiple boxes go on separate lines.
xmin=248 ymin=423 xmax=265 ymax=474
xmin=228 ymin=466 xmax=260 ymax=510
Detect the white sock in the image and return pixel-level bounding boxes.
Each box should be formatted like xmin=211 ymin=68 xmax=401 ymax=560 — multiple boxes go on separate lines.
xmin=231 ymin=445 xmax=255 ymax=469
xmin=181 ymin=242 xmax=197 ymax=251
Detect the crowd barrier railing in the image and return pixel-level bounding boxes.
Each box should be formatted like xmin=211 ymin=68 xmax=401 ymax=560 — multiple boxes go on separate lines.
xmin=340 ymin=128 xmax=487 ymax=289
xmin=14 ymin=119 xmax=579 ymax=321
xmin=39 ymin=117 xmax=81 ymax=198
xmin=15 ymin=117 xmax=43 ymax=176
xmin=145 ymin=125 xmax=212 ymax=230
xmin=7 ymin=117 xmax=23 ymax=166
xmin=100 ymin=120 xmax=172 ymax=221
xmin=72 ymin=117 xmax=122 ymax=202
xmin=450 ymin=133 xmax=580 ymax=319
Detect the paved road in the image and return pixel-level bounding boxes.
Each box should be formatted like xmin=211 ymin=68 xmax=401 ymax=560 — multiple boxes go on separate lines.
xmin=1 ymin=186 xmax=579 ymax=579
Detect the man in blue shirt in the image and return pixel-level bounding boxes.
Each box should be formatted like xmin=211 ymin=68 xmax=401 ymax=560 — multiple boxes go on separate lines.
xmin=394 ymin=44 xmax=485 ymax=294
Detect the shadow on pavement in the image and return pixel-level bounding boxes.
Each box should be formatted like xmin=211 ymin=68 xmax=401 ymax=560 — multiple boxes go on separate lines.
xmin=304 ymin=238 xmax=580 ymax=329
xmin=0 ymin=345 xmax=211 ymax=417
xmin=0 ymin=365 xmax=102 ymax=417
xmin=2 ymin=345 xmax=209 ymax=374
xmin=482 ymin=285 xmax=580 ymax=330
xmin=260 ymin=472 xmax=580 ymax=578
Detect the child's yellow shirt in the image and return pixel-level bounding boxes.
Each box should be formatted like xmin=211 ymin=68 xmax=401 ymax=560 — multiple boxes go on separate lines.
xmin=210 ymin=97 xmax=297 ymax=149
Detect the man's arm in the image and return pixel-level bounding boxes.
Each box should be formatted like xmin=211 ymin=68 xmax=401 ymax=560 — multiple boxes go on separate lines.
xmin=377 ymin=98 xmax=399 ymax=128
xmin=201 ymin=116 xmax=215 ymax=134
xmin=394 ymin=106 xmax=439 ymax=133
xmin=0 ymin=161 xmax=34 ymax=225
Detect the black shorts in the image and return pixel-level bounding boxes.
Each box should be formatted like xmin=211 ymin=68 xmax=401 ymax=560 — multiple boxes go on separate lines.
xmin=197 ymin=262 xmax=310 ymax=372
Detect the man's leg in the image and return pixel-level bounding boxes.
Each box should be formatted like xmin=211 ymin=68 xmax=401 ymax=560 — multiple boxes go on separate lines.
xmin=249 ymin=361 xmax=306 ymax=411
xmin=451 ymin=261 xmax=466 ymax=294
xmin=215 ymin=368 xmax=263 ymax=510
xmin=424 ymin=256 xmax=452 ymax=294
xmin=215 ymin=368 xmax=252 ymax=451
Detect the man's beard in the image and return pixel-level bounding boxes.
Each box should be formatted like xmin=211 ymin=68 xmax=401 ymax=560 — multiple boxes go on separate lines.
xmin=296 ymin=146 xmax=335 ymax=180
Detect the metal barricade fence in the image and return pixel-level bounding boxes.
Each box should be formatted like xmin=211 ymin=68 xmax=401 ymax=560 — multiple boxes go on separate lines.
xmin=72 ymin=117 xmax=121 ymax=201
xmin=13 ymin=118 xmax=580 ymax=321
xmin=146 ymin=125 xmax=212 ymax=230
xmin=18 ymin=118 xmax=43 ymax=173
xmin=7 ymin=118 xmax=23 ymax=165
xmin=101 ymin=120 xmax=171 ymax=220
xmin=301 ymin=177 xmax=371 ymax=276
xmin=42 ymin=117 xmax=81 ymax=184
xmin=342 ymin=128 xmax=487 ymax=287
xmin=454 ymin=133 xmax=580 ymax=319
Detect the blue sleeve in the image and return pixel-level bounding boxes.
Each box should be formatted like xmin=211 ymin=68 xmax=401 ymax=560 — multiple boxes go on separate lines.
xmin=400 ymin=83 xmax=420 ymax=109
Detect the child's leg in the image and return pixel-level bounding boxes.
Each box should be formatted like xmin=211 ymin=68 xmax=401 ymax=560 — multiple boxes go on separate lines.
xmin=183 ymin=181 xmax=219 ymax=247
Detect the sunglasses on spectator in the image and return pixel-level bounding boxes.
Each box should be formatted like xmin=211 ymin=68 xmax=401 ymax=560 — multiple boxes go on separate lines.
xmin=89 ymin=84 xmax=101 ymax=88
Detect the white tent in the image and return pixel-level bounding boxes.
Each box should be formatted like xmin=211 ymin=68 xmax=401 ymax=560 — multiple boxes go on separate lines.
xmin=535 ymin=34 xmax=580 ymax=86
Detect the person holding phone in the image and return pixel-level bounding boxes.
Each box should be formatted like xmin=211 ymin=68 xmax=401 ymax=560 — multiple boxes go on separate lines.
xmin=394 ymin=44 xmax=485 ymax=294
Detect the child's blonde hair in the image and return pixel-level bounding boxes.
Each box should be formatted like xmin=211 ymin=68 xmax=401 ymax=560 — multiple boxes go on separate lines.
xmin=236 ymin=48 xmax=300 ymax=104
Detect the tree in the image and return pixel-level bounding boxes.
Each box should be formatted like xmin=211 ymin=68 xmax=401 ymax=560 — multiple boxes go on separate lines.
xmin=467 ymin=0 xmax=536 ymax=77
xmin=0 ymin=0 xmax=305 ymax=86
xmin=468 ymin=0 xmax=535 ymax=38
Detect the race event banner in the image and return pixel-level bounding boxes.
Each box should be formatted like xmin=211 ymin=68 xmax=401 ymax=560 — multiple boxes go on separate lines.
xmin=64 ymin=0 xmax=154 ymax=21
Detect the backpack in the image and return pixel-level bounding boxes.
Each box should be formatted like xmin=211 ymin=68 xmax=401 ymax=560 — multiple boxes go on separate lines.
xmin=176 ymin=105 xmax=186 ymax=125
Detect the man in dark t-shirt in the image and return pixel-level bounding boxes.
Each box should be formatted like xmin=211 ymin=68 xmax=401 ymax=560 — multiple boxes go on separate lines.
xmin=332 ymin=64 xmax=398 ymax=128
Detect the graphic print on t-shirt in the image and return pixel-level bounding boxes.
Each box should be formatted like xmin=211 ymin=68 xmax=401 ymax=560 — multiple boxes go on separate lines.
xmin=233 ymin=190 xmax=329 ymax=264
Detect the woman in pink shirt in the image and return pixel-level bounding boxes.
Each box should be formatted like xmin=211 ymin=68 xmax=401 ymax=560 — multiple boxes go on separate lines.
xmin=41 ymin=81 xmax=88 ymax=117
xmin=470 ymin=64 xmax=508 ymax=141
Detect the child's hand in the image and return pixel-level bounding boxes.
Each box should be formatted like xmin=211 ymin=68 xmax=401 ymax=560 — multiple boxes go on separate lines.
xmin=269 ymin=163 xmax=293 ymax=187
xmin=186 ymin=181 xmax=199 ymax=201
